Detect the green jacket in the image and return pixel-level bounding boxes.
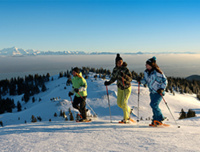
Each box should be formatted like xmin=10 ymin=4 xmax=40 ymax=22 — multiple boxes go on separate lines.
xmin=109 ymin=62 xmax=132 ymax=90
xmin=72 ymin=72 xmax=87 ymax=97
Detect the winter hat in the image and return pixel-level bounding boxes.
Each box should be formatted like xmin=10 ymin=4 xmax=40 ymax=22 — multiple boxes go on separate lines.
xmin=115 ymin=54 xmax=123 ymax=65
xmin=72 ymin=67 xmax=80 ymax=74
xmin=146 ymin=56 xmax=156 ymax=66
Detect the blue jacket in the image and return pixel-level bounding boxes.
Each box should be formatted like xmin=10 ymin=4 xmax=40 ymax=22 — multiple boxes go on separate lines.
xmin=141 ymin=69 xmax=167 ymax=94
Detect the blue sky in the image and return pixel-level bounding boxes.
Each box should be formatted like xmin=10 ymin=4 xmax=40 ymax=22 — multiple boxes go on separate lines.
xmin=0 ymin=0 xmax=200 ymax=53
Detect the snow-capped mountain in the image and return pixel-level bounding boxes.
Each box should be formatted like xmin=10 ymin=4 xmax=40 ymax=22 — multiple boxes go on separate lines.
xmin=0 ymin=47 xmax=41 ymax=56
xmin=0 ymin=47 xmax=144 ymax=56
xmin=0 ymin=47 xmax=197 ymax=56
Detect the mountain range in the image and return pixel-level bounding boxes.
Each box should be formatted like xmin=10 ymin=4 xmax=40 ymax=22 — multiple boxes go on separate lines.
xmin=0 ymin=47 xmax=196 ymax=56
xmin=0 ymin=47 xmax=143 ymax=56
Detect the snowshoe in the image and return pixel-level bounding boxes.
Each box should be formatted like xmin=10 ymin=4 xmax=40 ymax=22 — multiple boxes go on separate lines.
xmin=118 ymin=118 xmax=136 ymax=124
xmin=76 ymin=118 xmax=91 ymax=123
xmin=119 ymin=119 xmax=130 ymax=124
xmin=129 ymin=118 xmax=136 ymax=123
xmin=149 ymin=120 xmax=170 ymax=127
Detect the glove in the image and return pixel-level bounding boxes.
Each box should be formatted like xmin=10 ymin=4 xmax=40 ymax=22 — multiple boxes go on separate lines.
xmin=74 ymin=88 xmax=79 ymax=93
xmin=137 ymin=77 xmax=141 ymax=84
xmin=68 ymin=92 xmax=74 ymax=97
xmin=157 ymin=89 xmax=164 ymax=94
xmin=104 ymin=81 xmax=111 ymax=86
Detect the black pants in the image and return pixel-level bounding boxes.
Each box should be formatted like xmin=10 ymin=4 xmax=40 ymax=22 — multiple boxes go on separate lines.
xmin=73 ymin=96 xmax=87 ymax=119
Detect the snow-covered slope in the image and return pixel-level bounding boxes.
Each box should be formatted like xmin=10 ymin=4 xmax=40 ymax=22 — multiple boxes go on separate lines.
xmin=0 ymin=73 xmax=200 ymax=152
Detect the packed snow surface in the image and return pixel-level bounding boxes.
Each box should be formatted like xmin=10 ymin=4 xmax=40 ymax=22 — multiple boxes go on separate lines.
xmin=1 ymin=73 xmax=200 ymax=152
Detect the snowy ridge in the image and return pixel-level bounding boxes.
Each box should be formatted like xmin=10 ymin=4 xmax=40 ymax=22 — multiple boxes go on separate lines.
xmin=1 ymin=47 xmax=197 ymax=56
xmin=0 ymin=47 xmax=142 ymax=56
xmin=0 ymin=47 xmax=40 ymax=56
xmin=0 ymin=73 xmax=200 ymax=151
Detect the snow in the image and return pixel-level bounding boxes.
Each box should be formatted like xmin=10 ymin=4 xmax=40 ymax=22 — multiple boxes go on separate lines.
xmin=1 ymin=73 xmax=200 ymax=152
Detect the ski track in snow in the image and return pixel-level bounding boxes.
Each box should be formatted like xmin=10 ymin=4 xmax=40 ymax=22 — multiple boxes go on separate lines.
xmin=1 ymin=73 xmax=200 ymax=152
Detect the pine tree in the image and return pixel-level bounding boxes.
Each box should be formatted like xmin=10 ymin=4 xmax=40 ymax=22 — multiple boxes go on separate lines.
xmin=23 ymin=92 xmax=30 ymax=103
xmin=62 ymin=111 xmax=66 ymax=118
xmin=59 ymin=72 xmax=63 ymax=78
xmin=37 ymin=116 xmax=42 ymax=121
xmin=68 ymin=108 xmax=71 ymax=114
xmin=60 ymin=110 xmax=63 ymax=117
xmin=66 ymin=70 xmax=71 ymax=78
xmin=46 ymin=73 xmax=50 ymax=81
xmin=187 ymin=109 xmax=196 ymax=118
xmin=68 ymin=108 xmax=74 ymax=120
xmin=0 ymin=121 xmax=3 ymax=127
xmin=32 ymin=97 xmax=35 ymax=103
xmin=94 ymin=75 xmax=97 ymax=80
xmin=85 ymin=75 xmax=88 ymax=79
xmin=66 ymin=78 xmax=72 ymax=86
xmin=69 ymin=112 xmax=74 ymax=121
xmin=102 ymin=75 xmax=106 ymax=80
xmin=31 ymin=115 xmax=37 ymax=123
xmin=179 ymin=109 xmax=187 ymax=119
xmin=17 ymin=101 xmax=22 ymax=112
xmin=42 ymin=84 xmax=47 ymax=92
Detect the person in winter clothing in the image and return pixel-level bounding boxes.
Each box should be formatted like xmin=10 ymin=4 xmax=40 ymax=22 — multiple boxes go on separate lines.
xmin=138 ymin=56 xmax=168 ymax=126
xmin=68 ymin=67 xmax=88 ymax=121
xmin=104 ymin=54 xmax=133 ymax=123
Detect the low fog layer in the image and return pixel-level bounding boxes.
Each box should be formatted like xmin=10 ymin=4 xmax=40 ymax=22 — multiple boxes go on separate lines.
xmin=0 ymin=54 xmax=200 ymax=80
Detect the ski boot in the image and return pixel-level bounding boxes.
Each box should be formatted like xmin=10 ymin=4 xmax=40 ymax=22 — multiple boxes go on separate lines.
xmin=76 ymin=118 xmax=91 ymax=123
xmin=119 ymin=119 xmax=130 ymax=124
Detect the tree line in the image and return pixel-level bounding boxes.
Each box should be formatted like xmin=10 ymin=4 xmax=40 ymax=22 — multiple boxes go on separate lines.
xmin=0 ymin=73 xmax=49 ymax=114
xmin=76 ymin=67 xmax=200 ymax=101
xmin=1 ymin=67 xmax=200 ymax=115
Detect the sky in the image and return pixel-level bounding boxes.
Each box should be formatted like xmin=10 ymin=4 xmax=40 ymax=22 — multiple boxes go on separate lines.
xmin=0 ymin=0 xmax=200 ymax=53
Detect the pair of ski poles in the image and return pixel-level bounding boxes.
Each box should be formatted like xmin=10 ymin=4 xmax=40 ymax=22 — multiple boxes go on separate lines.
xmin=105 ymin=77 xmax=139 ymax=123
xmin=139 ymin=82 xmax=180 ymax=128
xmin=69 ymin=92 xmax=97 ymax=117
xmin=138 ymin=82 xmax=180 ymax=127
xmin=106 ymin=79 xmax=180 ymax=128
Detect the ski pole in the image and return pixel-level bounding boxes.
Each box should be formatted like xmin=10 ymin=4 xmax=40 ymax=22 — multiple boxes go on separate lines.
xmin=77 ymin=92 xmax=97 ymax=116
xmin=160 ymin=93 xmax=180 ymax=128
xmin=137 ymin=82 xmax=140 ymax=122
xmin=106 ymin=86 xmax=112 ymax=123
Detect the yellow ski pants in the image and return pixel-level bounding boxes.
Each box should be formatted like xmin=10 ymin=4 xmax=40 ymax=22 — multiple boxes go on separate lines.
xmin=117 ymin=86 xmax=131 ymax=120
